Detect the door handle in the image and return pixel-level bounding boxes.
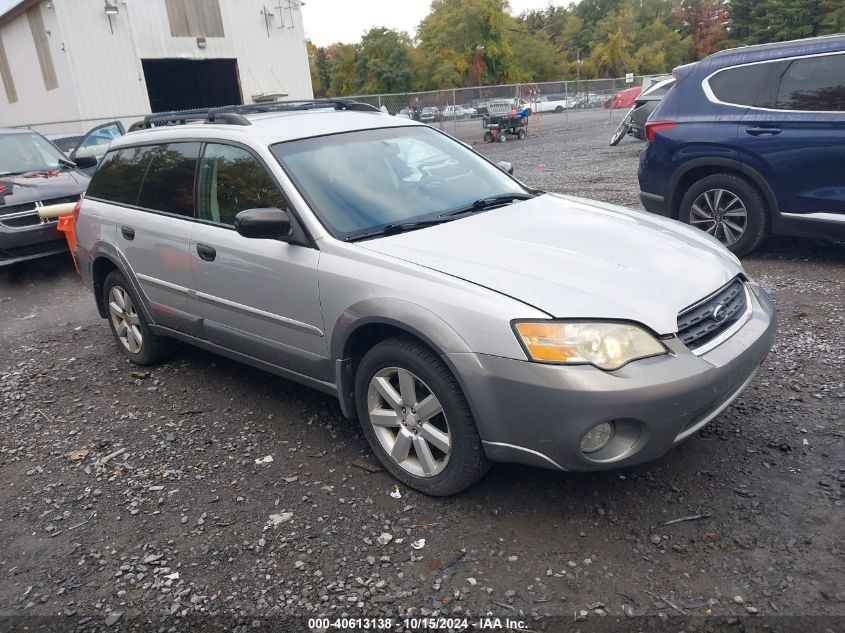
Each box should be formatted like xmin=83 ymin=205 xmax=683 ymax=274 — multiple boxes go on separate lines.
xmin=120 ymin=226 xmax=135 ymax=240
xmin=196 ymin=243 xmax=216 ymax=261
xmin=746 ymin=126 xmax=782 ymax=136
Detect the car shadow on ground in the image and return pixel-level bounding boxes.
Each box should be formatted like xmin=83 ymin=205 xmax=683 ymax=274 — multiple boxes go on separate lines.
xmin=744 ymin=235 xmax=845 ymax=264
xmin=0 ymin=252 xmax=78 ymax=291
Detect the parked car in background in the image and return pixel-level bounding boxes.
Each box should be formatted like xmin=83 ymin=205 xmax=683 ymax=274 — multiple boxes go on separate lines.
xmin=0 ymin=121 xmax=123 ymax=266
xmin=442 ymin=105 xmax=469 ymax=120
xmin=629 ymin=76 xmax=676 ymax=140
xmin=419 ymin=107 xmax=441 ymax=123
xmin=530 ymin=93 xmax=568 ymax=113
xmin=47 ymin=133 xmax=85 ymax=155
xmin=639 ymin=34 xmax=845 ymax=256
xmin=572 ymin=93 xmax=602 ymax=109
xmin=460 ymin=104 xmax=479 ymax=118
xmin=76 ymin=100 xmax=775 ymax=495
xmin=0 ymin=129 xmax=89 ymax=266
xmin=610 ymin=87 xmax=642 ymax=109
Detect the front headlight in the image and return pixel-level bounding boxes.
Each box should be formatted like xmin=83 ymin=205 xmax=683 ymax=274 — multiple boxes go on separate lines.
xmin=514 ymin=321 xmax=667 ymax=370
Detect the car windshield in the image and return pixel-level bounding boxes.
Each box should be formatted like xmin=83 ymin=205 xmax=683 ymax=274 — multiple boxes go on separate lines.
xmin=272 ymin=125 xmax=527 ymax=239
xmin=0 ymin=131 xmax=67 ymax=176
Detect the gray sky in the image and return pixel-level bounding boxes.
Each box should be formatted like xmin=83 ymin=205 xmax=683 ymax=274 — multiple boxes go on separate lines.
xmin=302 ymin=0 xmax=572 ymax=46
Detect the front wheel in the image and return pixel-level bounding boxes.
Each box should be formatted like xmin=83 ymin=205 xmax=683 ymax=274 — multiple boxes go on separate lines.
xmin=517 ymin=128 xmax=526 ymax=140
xmin=483 ymin=131 xmax=493 ymax=143
xmin=354 ymin=337 xmax=489 ymax=496
xmin=609 ymin=114 xmax=631 ymax=146
xmin=679 ymin=173 xmax=768 ymax=256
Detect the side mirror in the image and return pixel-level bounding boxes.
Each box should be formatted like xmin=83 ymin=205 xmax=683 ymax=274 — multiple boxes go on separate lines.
xmin=496 ymin=161 xmax=514 ymax=175
xmin=234 ymin=208 xmax=292 ymax=240
xmin=72 ymin=155 xmax=98 ymax=169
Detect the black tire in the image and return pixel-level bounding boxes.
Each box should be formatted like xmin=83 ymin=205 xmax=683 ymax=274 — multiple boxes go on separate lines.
xmin=554 ymin=105 xmax=564 ymax=113
xmin=483 ymin=131 xmax=493 ymax=143
xmin=517 ymin=129 xmax=526 ymax=140
xmin=354 ymin=337 xmax=489 ymax=496
xmin=103 ymin=270 xmax=172 ymax=365
xmin=609 ymin=116 xmax=630 ymax=146
xmin=679 ymin=173 xmax=768 ymax=257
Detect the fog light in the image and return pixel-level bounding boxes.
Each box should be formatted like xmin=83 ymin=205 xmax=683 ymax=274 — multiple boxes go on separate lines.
xmin=581 ymin=422 xmax=614 ymax=453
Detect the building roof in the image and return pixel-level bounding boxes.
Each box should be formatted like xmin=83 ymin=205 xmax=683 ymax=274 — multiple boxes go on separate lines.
xmin=0 ymin=1 xmax=37 ymax=27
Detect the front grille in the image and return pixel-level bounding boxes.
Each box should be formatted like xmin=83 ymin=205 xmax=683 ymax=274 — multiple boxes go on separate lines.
xmin=677 ymin=278 xmax=747 ymax=350
xmin=0 ymin=195 xmax=81 ymax=228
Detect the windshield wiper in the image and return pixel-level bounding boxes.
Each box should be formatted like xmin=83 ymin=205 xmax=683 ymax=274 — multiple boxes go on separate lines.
xmin=346 ymin=217 xmax=451 ymax=241
xmin=440 ymin=192 xmax=536 ymax=218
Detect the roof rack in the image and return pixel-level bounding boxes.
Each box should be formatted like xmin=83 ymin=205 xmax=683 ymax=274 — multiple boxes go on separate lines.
xmin=128 ymin=99 xmax=381 ymax=131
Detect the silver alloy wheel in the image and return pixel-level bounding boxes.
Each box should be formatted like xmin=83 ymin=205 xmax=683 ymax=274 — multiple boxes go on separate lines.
xmin=108 ymin=286 xmax=143 ymax=354
xmin=366 ymin=367 xmax=451 ymax=478
xmin=690 ymin=188 xmax=748 ymax=246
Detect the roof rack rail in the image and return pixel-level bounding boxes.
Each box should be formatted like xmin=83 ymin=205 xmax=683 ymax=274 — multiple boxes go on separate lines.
xmin=127 ymin=99 xmax=381 ymax=131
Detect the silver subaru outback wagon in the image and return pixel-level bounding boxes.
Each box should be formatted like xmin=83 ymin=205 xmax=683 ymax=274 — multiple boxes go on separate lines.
xmin=75 ymin=100 xmax=776 ymax=496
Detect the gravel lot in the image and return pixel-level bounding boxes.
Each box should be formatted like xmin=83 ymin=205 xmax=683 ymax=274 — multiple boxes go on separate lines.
xmin=1 ymin=120 xmax=844 ymax=632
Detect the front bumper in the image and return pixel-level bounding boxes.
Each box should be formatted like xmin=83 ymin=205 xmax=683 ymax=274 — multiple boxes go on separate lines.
xmin=0 ymin=220 xmax=66 ymax=266
xmin=450 ymin=283 xmax=776 ymax=471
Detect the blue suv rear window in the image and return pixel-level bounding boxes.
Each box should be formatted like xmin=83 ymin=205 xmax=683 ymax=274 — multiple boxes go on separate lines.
xmin=708 ymin=61 xmax=785 ymax=108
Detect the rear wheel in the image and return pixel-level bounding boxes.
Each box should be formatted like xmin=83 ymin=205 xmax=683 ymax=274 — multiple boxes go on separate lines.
xmin=103 ymin=271 xmax=172 ymax=365
xmin=554 ymin=105 xmax=564 ymax=113
xmin=517 ymin=129 xmax=526 ymax=140
xmin=679 ymin=173 xmax=768 ymax=256
xmin=483 ymin=131 xmax=493 ymax=143
xmin=354 ymin=337 xmax=489 ymax=496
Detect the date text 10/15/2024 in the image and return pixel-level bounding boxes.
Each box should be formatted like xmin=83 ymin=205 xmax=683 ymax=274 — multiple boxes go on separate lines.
xmin=308 ymin=617 xmax=527 ymax=630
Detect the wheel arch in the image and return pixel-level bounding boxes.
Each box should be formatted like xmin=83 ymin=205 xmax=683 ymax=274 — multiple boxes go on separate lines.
xmin=89 ymin=244 xmax=154 ymax=324
xmin=330 ymin=300 xmax=476 ymax=421
xmin=669 ymin=158 xmax=779 ymax=222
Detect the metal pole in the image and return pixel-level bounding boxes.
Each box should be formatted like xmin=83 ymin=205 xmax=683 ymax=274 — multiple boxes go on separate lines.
xmin=564 ymin=81 xmax=569 ymax=127
xmin=452 ymin=88 xmax=457 ymax=135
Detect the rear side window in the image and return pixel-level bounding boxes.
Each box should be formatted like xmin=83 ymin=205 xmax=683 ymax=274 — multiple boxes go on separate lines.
xmin=136 ymin=142 xmax=199 ymax=216
xmin=775 ymin=53 xmax=845 ymax=111
xmin=707 ymin=61 xmax=785 ymax=108
xmin=86 ymin=146 xmax=154 ymax=205
xmin=197 ymin=143 xmax=287 ymax=226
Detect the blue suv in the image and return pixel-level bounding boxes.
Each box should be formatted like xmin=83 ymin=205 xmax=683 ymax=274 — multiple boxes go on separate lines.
xmin=638 ymin=35 xmax=845 ymax=255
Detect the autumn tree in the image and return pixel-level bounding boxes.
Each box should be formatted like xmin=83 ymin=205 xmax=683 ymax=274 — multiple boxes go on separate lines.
xmin=356 ymin=28 xmax=414 ymax=94
xmin=417 ymin=0 xmax=515 ymax=88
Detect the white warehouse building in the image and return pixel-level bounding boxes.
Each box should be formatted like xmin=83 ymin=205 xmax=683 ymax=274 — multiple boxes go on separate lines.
xmin=0 ymin=0 xmax=313 ymax=127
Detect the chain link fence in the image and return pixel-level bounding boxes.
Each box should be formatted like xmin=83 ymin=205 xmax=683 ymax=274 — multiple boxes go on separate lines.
xmin=11 ymin=76 xmax=652 ymax=145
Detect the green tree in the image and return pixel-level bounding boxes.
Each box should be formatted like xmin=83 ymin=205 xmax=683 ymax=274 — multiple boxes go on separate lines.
xmin=507 ymin=15 xmax=566 ymax=82
xmin=356 ymin=28 xmax=414 ymax=94
xmin=417 ymin=0 xmax=515 ymax=88
xmin=306 ymin=41 xmax=330 ymax=98
xmin=325 ymin=43 xmax=360 ymax=96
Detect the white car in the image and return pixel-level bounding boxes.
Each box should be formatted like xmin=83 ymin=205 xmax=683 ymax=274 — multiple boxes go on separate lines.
xmin=530 ymin=94 xmax=569 ymax=113
xmin=442 ymin=105 xmax=468 ymax=120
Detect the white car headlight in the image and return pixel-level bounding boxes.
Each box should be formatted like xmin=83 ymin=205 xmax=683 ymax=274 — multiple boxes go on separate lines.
xmin=514 ymin=321 xmax=667 ymax=370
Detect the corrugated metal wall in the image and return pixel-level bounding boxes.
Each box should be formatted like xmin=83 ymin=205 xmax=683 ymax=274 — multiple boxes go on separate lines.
xmin=0 ymin=0 xmax=313 ymax=127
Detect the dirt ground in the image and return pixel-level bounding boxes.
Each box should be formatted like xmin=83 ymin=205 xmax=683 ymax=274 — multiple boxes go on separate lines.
xmin=1 ymin=120 xmax=843 ymax=632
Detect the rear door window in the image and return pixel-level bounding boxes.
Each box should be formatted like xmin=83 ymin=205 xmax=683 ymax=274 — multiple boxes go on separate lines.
xmin=708 ymin=61 xmax=786 ymax=108
xmin=197 ymin=143 xmax=287 ymax=226
xmin=775 ymin=53 xmax=845 ymax=111
xmin=136 ymin=142 xmax=200 ymax=217
xmin=85 ymin=145 xmax=155 ymax=205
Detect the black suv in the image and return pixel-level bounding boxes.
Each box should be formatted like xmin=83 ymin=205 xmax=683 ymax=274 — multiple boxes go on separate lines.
xmin=0 ymin=122 xmax=123 ymax=266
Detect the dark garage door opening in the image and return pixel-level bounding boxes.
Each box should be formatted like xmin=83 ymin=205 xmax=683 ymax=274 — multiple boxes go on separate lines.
xmin=142 ymin=58 xmax=242 ymax=113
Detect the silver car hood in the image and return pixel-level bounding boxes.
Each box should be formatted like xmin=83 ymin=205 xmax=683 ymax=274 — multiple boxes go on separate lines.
xmin=359 ymin=193 xmax=743 ymax=335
